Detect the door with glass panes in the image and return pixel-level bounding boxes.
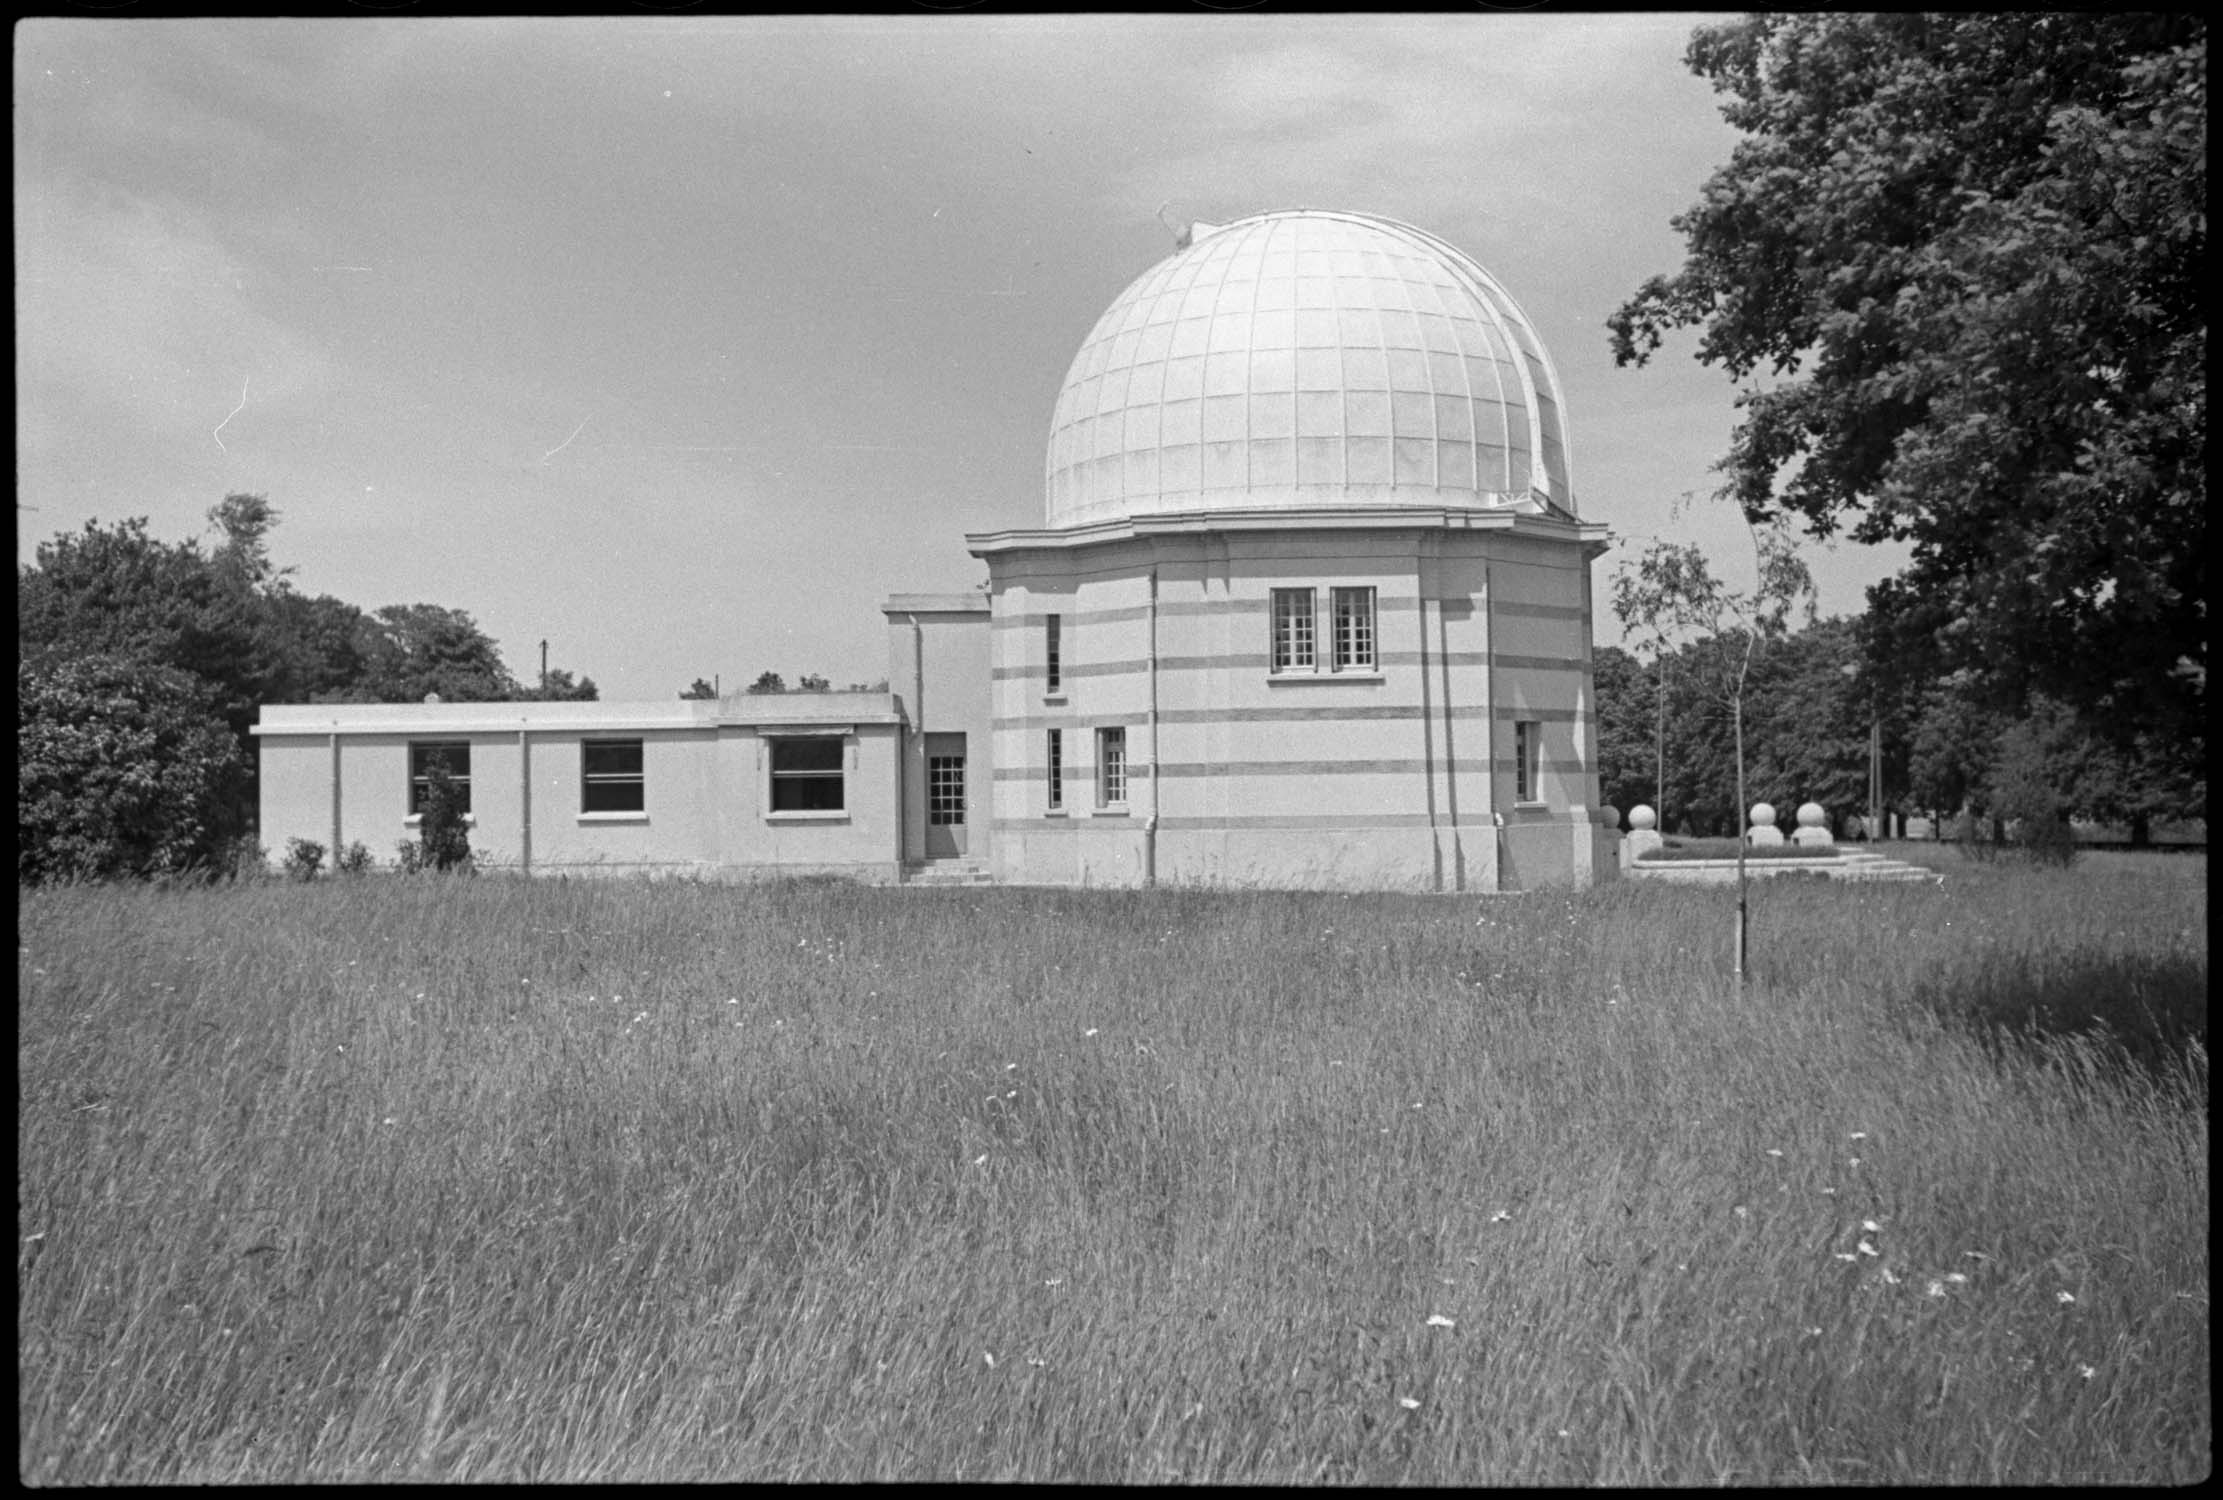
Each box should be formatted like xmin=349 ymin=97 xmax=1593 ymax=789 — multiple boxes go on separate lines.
xmin=924 ymin=731 xmax=967 ymax=858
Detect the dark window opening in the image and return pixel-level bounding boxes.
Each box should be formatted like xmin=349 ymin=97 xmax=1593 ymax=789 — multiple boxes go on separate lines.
xmin=770 ymin=738 xmax=845 ymax=812
xmin=582 ymin=739 xmax=645 ymax=813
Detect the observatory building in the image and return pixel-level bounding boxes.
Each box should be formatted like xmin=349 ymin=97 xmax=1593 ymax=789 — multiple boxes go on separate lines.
xmin=256 ymin=210 xmax=1615 ymax=891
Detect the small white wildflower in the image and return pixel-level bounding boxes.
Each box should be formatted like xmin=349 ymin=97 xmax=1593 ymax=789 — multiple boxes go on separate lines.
xmin=1945 ymin=1272 xmax=1969 ymax=1285
xmin=1765 ymin=1148 xmax=1784 ymax=1158
xmin=2057 ymin=1291 xmax=2076 ymax=1305
xmin=1963 ymin=1251 xmax=1991 ymax=1262
xmin=1819 ymin=1186 xmax=1838 ymax=1196
xmin=983 ymin=1351 xmax=995 ymax=1368
xmin=2079 ymin=1364 xmax=2096 ymax=1380
xmin=1084 ymin=1028 xmax=1098 ymax=1037
xmin=1849 ymin=1131 xmax=1867 ymax=1141
xmin=1849 ymin=1157 xmax=1862 ymax=1168
xmin=1399 ymin=1396 xmax=1421 ymax=1410
xmin=1804 ymin=1326 xmax=1823 ymax=1337
xmin=1733 ymin=1205 xmax=1748 ymax=1218
xmin=1425 ymin=1314 xmax=1456 ymax=1329
xmin=1027 ymin=1357 xmax=1047 ymax=1368
xmin=1490 ymin=1209 xmax=1512 ymax=1223
xmin=1879 ymin=1267 xmax=1901 ymax=1284
xmin=1834 ymin=1252 xmax=1858 ymax=1262
xmin=1926 ymin=1280 xmax=1946 ymax=1297
xmin=1862 ymin=1219 xmax=1881 ymax=1233
xmin=1857 ymin=1240 xmax=1879 ymax=1257
xmin=972 ymin=1154 xmax=989 ymax=1167
xmin=1044 ymin=1279 xmax=1062 ymax=1288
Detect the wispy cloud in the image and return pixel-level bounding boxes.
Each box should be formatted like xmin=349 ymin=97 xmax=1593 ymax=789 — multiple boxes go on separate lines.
xmin=15 ymin=179 xmax=337 ymax=450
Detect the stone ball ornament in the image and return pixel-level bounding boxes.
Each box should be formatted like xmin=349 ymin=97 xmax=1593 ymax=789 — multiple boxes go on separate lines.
xmin=1629 ymin=804 xmax=1657 ymax=831
xmin=1796 ymin=802 xmax=1827 ymax=828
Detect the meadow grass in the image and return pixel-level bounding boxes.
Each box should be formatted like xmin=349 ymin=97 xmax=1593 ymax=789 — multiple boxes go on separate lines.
xmin=17 ymin=852 xmax=2207 ymax=1483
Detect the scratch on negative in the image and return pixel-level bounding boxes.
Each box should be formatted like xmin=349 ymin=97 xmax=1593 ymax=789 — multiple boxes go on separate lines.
xmin=541 ymin=418 xmax=589 ymax=465
xmin=213 ymin=378 xmax=250 ymax=453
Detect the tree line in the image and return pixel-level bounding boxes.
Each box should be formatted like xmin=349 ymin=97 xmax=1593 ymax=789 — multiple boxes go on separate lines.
xmin=19 ymin=495 xmax=598 ymax=882
xmin=1592 ymin=615 xmax=2203 ymax=847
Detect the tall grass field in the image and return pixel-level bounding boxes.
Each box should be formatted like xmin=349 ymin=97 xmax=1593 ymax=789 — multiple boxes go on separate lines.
xmin=18 ymin=850 xmax=2208 ymax=1482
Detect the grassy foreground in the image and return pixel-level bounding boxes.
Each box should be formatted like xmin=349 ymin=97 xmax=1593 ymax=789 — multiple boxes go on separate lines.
xmin=18 ymin=851 xmax=2208 ymax=1483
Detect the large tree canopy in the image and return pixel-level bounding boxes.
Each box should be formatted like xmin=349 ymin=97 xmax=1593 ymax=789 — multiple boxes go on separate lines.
xmin=1612 ymin=14 xmax=2204 ymax=752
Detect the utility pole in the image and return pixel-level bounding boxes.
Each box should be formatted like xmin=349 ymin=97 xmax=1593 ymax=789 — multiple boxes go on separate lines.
xmin=539 ymin=638 xmax=548 ymax=693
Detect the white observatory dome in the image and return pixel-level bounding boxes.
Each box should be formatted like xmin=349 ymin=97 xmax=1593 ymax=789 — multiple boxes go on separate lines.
xmin=1045 ymin=209 xmax=1573 ymax=530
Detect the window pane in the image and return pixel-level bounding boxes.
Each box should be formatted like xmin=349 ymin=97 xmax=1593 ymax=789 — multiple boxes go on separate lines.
xmin=1046 ymin=614 xmax=1062 ymax=693
xmin=771 ymin=773 xmax=845 ymax=812
xmin=928 ymin=755 xmax=966 ymax=826
xmin=582 ymin=777 xmax=644 ymax=813
xmin=771 ymin=739 xmax=842 ymax=774
xmin=1047 ymin=729 xmax=1063 ymax=810
xmin=582 ymin=741 xmax=642 ymax=778
xmin=1099 ymin=728 xmax=1126 ymax=806
xmin=1272 ymin=588 xmax=1315 ymax=671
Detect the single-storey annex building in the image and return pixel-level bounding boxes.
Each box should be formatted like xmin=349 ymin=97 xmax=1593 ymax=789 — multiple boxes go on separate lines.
xmin=256 ymin=209 xmax=1617 ymax=891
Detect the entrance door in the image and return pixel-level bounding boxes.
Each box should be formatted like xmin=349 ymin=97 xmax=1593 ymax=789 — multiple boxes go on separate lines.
xmin=925 ymin=732 xmax=967 ymax=858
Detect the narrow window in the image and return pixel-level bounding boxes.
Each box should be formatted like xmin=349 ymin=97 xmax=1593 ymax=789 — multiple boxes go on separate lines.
xmin=1271 ymin=587 xmax=1315 ymax=672
xmin=1097 ymin=727 xmax=1127 ymax=808
xmin=1046 ymin=728 xmax=1064 ymax=811
xmin=1332 ymin=587 xmax=1376 ymax=671
xmin=769 ymin=738 xmax=845 ymax=812
xmin=1515 ymin=720 xmax=1541 ymax=803
xmin=1045 ymin=613 xmax=1062 ymax=694
xmin=409 ymin=741 xmax=471 ymax=815
xmin=581 ymin=739 xmax=645 ymax=813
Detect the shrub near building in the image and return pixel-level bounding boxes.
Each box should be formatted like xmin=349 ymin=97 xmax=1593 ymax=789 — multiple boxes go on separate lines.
xmin=17 ymin=654 xmax=247 ymax=883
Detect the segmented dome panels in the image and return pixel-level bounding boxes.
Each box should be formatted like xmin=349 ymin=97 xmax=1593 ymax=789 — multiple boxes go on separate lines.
xmin=1045 ymin=210 xmax=1573 ymax=530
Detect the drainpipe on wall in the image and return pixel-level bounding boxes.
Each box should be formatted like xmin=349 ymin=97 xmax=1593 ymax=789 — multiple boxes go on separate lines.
xmin=519 ymin=727 xmax=532 ymax=875
xmin=1144 ymin=565 xmax=1160 ymax=888
xmin=330 ymin=732 xmax=342 ymax=867
xmin=909 ymin=612 xmax=925 ymax=869
xmin=1485 ymin=556 xmax=1504 ymax=890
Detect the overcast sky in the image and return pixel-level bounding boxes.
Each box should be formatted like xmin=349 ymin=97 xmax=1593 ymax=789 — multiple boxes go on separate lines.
xmin=16 ymin=14 xmax=1909 ymax=699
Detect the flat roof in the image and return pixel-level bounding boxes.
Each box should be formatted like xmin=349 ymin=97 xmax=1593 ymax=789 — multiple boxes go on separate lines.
xmin=254 ymin=691 xmax=904 ymax=736
xmin=881 ymin=592 xmax=991 ymax=616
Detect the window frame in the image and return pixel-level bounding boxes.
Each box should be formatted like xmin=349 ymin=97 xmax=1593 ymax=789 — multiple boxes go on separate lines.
xmin=1330 ymin=586 xmax=1377 ymax=672
xmin=1045 ymin=613 xmax=1063 ymax=696
xmin=1514 ymin=720 xmax=1542 ymax=804
xmin=580 ymin=738 xmax=646 ymax=816
xmin=1270 ymin=587 xmax=1317 ymax=674
xmin=1046 ymin=727 xmax=1064 ymax=812
xmin=1096 ymin=726 xmax=1127 ymax=809
xmin=766 ymin=735 xmax=847 ymax=816
xmin=408 ymin=740 xmax=473 ymax=819
xmin=927 ymin=752 xmax=966 ymax=828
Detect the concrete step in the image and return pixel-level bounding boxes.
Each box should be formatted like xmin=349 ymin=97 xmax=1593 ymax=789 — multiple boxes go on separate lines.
xmin=1628 ymin=850 xmax=1941 ymax=885
xmin=903 ymin=861 xmax=994 ymax=886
